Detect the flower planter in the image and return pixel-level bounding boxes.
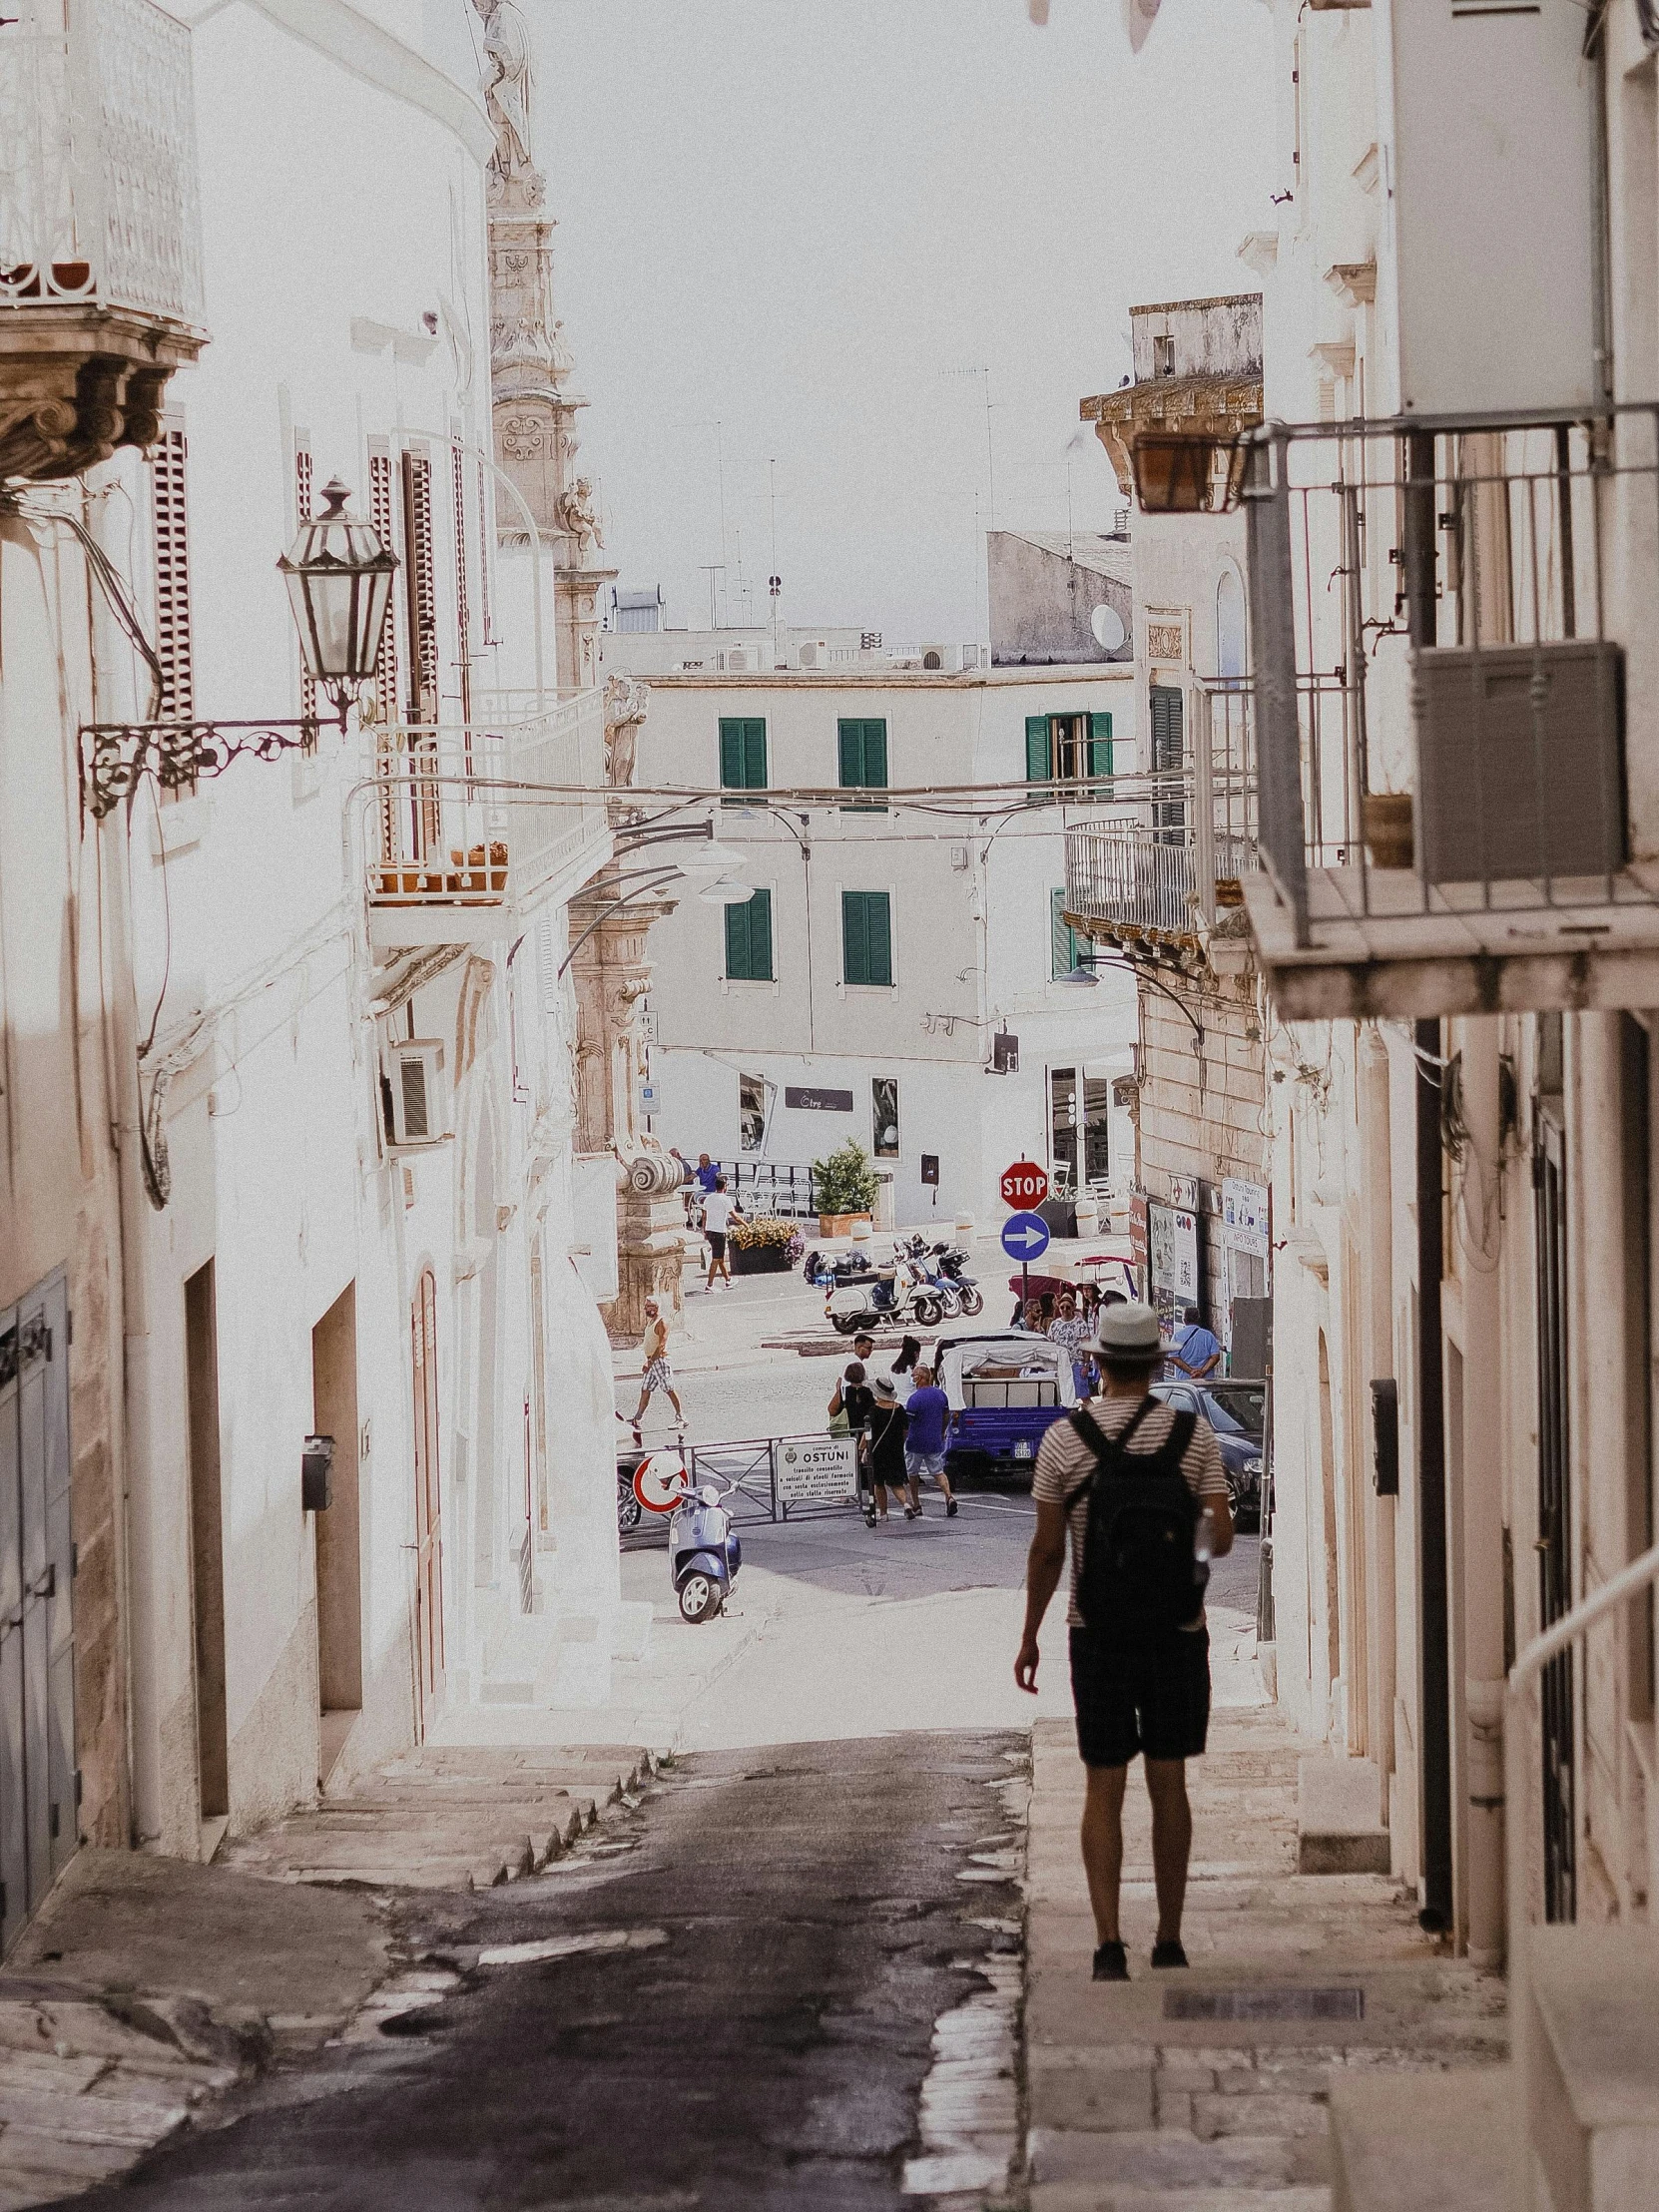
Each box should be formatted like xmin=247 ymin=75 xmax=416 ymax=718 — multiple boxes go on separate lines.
xmin=1363 ymin=792 xmax=1414 ymax=870
xmin=819 ymin=1213 xmax=872 ymax=1240
xmin=731 ymin=1243 xmax=794 ymax=1275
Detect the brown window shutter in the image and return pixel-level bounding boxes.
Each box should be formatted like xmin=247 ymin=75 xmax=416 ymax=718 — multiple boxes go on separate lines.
xmin=451 ymin=443 xmax=471 ymax=726
xmin=367 ymin=448 xmax=400 ymax=858
xmin=293 ymin=438 xmax=316 ymax=727
xmin=150 ymin=423 xmax=194 ymax=724
xmin=400 ymin=449 xmax=440 ymax=855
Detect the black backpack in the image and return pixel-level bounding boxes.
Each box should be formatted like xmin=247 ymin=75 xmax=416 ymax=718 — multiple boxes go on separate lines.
xmin=1064 ymin=1399 xmax=1206 ymax=1639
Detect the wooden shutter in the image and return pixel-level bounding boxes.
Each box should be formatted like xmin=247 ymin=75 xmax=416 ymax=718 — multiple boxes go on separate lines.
xmin=150 ymin=422 xmax=194 ymax=724
xmin=1050 ymin=888 xmax=1080 ymax=980
xmin=451 ymin=443 xmax=471 ymax=726
xmin=720 ymin=717 xmax=766 ymax=796
xmin=1149 ymin=685 xmax=1184 ymax=772
xmin=401 ymin=450 xmax=440 ymax=855
xmin=1025 ymin=713 xmax=1051 ymax=804
xmin=838 ymin=719 xmax=887 ymax=808
xmin=367 ymin=449 xmax=400 ymax=858
xmin=1087 ymin=712 xmax=1113 ymax=778
xmin=837 ymin=720 xmax=863 ymax=788
xmin=293 ymin=438 xmax=317 ymax=728
xmin=843 ymin=891 xmax=891 ymax=986
xmin=725 ymin=889 xmax=773 ymax=981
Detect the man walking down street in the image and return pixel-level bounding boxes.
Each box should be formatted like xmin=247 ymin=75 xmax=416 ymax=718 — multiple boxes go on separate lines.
xmin=701 ymin=1175 xmax=743 ymax=1291
xmin=902 ymin=1364 xmax=956 ymax=1518
xmin=1015 ymin=1302 xmax=1232 ymax=1980
xmin=620 ymin=1297 xmax=684 ymax=1446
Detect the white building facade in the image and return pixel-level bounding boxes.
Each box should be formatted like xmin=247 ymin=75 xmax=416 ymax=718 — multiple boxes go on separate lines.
xmin=605 ymin=648 xmax=1141 ymax=1227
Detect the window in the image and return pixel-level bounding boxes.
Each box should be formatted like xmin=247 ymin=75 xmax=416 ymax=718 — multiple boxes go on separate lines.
xmin=739 ymin=1073 xmax=766 ymax=1152
xmin=1216 ymin=567 xmax=1246 ymax=682
xmin=720 ymin=717 xmax=767 ymax=804
xmin=724 ymin=888 xmax=774 ymax=981
xmin=1051 ymin=889 xmax=1083 ymax=981
xmin=1025 ymin=711 xmax=1114 ymax=803
xmin=841 ymin=890 xmax=893 ymax=987
xmin=837 ymin=718 xmax=888 ymax=810
xmin=872 ymin=1076 xmax=899 ymax=1158
xmin=1153 ymin=333 xmax=1176 ymax=378
xmin=1149 ymin=685 xmax=1186 ymax=838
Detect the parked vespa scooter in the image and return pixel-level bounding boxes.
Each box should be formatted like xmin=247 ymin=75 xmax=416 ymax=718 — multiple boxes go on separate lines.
xmin=654 ymin=1458 xmax=742 ymax=1625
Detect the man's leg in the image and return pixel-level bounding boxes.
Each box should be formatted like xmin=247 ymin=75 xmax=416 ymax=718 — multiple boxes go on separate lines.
xmin=667 ymin=1384 xmax=685 ymax=1425
xmin=1080 ymin=1763 xmax=1129 ymax=1944
xmin=1144 ymin=1758 xmax=1193 ymax=1945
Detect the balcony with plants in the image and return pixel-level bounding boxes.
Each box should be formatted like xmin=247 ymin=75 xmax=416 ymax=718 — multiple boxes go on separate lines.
xmin=0 ymin=0 xmax=207 ymax=482
xmin=1237 ymin=406 xmax=1659 ymax=1019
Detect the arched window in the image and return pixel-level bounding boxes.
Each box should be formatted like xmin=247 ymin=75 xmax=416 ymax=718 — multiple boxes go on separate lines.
xmin=922 ymin=650 xmax=941 ymax=670
xmin=1216 ymin=566 xmax=1246 ymax=681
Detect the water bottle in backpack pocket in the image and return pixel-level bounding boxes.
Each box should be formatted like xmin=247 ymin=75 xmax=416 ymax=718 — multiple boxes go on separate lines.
xmin=1064 ymin=1399 xmax=1207 ymax=1640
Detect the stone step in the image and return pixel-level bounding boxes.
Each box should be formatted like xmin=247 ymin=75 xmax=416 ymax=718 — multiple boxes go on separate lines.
xmin=1527 ymin=1923 xmax=1659 ymax=2212
xmin=1328 ymin=2063 xmax=1507 ymax=2212
xmin=1297 ymin=1757 xmax=1389 ymax=1877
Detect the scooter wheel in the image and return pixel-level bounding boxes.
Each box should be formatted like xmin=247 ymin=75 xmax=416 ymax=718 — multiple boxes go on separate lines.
xmin=912 ymin=1295 xmax=941 ymax=1326
xmin=957 ymin=1288 xmax=984 ymax=1316
xmin=678 ymin=1572 xmax=722 ymax=1624
xmin=830 ymin=1313 xmax=863 ymax=1337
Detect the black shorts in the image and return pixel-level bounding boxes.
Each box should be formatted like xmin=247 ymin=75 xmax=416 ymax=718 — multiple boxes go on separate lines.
xmin=1068 ymin=1624 xmax=1211 ymax=1769
xmin=706 ymin=1231 xmax=727 ymax=1259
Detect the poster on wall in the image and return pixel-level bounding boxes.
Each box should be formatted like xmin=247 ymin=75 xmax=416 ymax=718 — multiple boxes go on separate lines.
xmin=1147 ymin=1201 xmax=1200 ymax=1334
xmin=1222 ymin=1177 xmax=1270 ymax=1260
xmin=739 ymin=1073 xmax=766 ymax=1154
xmin=871 ymin=1076 xmax=899 ymax=1158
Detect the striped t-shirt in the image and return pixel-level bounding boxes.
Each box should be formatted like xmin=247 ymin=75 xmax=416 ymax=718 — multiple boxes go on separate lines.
xmin=1031 ymin=1395 xmax=1230 ymax=1629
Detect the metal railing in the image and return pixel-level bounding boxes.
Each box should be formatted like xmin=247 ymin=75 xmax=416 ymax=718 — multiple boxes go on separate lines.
xmin=0 ymin=0 xmax=204 ymax=326
xmin=364 ymin=689 xmax=609 ymax=922
xmin=621 ymin=1433 xmax=861 ymax=1548
xmin=1065 ymin=682 xmax=1258 ymax=940
xmin=1503 ymin=1537 xmax=1659 ymax=2208
xmin=1243 ymin=406 xmax=1659 ymax=946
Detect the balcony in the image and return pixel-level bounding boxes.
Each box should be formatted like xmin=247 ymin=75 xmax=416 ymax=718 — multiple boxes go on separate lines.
xmin=0 ymin=0 xmax=206 ymax=481
xmin=1240 ymin=406 xmax=1659 ymax=1019
xmin=1064 ymin=682 xmax=1258 ymax=968
xmin=362 ymin=690 xmax=611 ymax=949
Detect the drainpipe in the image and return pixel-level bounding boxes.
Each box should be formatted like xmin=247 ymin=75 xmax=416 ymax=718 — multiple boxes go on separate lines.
xmin=1416 ymin=1019 xmax=1454 ymax=1931
xmin=1459 ymin=1018 xmax=1506 ymax=1965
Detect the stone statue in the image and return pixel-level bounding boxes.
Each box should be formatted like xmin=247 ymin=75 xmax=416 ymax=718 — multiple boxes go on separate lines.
xmin=557 ymin=475 xmax=604 ymax=565
xmin=602 ymin=674 xmax=649 ymax=790
xmin=476 ymin=1 xmax=536 ymax=182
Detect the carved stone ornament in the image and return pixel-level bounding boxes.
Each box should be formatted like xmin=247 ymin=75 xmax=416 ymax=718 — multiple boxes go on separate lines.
xmin=602 ymin=674 xmax=649 ymax=790
xmin=0 ymin=318 xmax=201 ymax=484
xmin=556 ymin=474 xmax=603 ymax=563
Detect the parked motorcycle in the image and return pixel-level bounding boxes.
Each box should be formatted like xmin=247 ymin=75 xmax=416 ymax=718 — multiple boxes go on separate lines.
xmin=647 ymin=1457 xmax=743 ymax=1625
xmin=807 ymin=1243 xmax=944 ymax=1333
xmin=899 ymin=1234 xmax=984 ymax=1318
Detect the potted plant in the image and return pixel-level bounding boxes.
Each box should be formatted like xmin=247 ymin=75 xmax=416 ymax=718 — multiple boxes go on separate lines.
xmin=813 ymin=1139 xmax=878 ymax=1239
xmin=729 ymin=1214 xmax=798 ymax=1275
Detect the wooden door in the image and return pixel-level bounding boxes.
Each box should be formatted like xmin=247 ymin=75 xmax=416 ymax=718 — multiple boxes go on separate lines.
xmin=410 ymin=1268 xmax=443 ymax=1739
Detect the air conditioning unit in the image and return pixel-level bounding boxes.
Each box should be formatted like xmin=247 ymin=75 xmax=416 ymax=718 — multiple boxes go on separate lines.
xmin=384 ymin=1038 xmax=450 ymax=1149
xmin=717 ymin=647 xmax=759 ymax=673
xmin=797 ymin=640 xmax=829 ymax=669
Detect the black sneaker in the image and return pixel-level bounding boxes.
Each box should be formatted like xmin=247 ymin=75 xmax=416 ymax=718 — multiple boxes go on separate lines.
xmin=1150 ymin=1938 xmax=1189 ymax=1969
xmin=945 ymin=1497 xmax=959 ymax=1517
xmin=1091 ymin=1940 xmax=1129 ymax=1982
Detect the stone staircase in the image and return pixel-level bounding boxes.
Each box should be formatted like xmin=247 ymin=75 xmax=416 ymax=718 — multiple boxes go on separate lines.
xmin=222 ymin=1743 xmax=655 ymax=1891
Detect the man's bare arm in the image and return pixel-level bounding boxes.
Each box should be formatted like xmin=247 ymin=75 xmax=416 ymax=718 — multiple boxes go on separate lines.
xmin=1015 ymin=1496 xmax=1069 ymax=1692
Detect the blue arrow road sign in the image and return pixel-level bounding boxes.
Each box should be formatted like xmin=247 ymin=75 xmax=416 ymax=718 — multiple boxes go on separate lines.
xmin=1001 ymin=1211 xmax=1051 ymax=1263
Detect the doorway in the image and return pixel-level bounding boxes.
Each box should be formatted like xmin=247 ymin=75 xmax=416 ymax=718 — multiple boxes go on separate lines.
xmin=1535 ymin=1093 xmax=1574 ymax=1922
xmin=311 ymin=1284 xmax=361 ymax=1784
xmin=410 ymin=1266 xmax=444 ymax=1739
xmin=184 ymin=1263 xmax=229 ymax=1834
xmin=0 ymin=1272 xmax=76 ymax=1956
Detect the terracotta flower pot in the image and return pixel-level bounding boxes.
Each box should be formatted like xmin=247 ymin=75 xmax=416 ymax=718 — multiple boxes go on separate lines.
xmin=1363 ymin=793 xmax=1414 ymax=870
xmin=819 ymin=1213 xmax=872 ymax=1239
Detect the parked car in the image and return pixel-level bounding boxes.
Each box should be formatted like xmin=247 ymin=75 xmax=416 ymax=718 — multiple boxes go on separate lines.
xmin=1151 ymin=1377 xmax=1265 ymax=1530
xmin=935 ymin=1331 xmax=1081 ymax=1484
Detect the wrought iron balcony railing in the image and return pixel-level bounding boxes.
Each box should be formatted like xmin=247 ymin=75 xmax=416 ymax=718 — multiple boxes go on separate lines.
xmin=1064 ymin=682 xmax=1258 ymax=949
xmin=362 ymin=690 xmax=610 ymax=948
xmin=0 ymin=0 xmax=204 ymax=326
xmin=1241 ymin=404 xmax=1659 ymax=1017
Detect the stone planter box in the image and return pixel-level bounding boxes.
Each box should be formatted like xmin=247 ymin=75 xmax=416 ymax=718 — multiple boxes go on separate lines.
xmin=819 ymin=1213 xmax=872 ymax=1239
xmin=731 ymin=1242 xmax=794 ymax=1276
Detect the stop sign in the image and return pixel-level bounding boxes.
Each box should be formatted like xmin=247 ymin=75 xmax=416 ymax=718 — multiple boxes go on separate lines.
xmin=999 ymin=1160 xmax=1049 ymax=1209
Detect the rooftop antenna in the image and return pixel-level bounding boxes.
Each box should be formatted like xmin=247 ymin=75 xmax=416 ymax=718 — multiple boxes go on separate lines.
xmin=698 ymin=563 xmax=726 ymax=630
xmin=768 ymin=456 xmax=783 ymax=658
xmin=943 ymin=365 xmax=999 ymax=629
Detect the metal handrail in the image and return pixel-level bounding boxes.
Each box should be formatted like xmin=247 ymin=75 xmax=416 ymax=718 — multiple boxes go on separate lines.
xmin=1502 ymin=1536 xmax=1659 ymax=2209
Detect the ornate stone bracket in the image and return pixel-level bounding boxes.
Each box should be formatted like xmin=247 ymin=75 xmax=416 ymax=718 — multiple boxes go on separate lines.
xmin=0 ymin=311 xmax=202 ymax=484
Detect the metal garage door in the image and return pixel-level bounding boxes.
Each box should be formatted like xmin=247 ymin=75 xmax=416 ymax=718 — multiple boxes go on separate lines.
xmin=0 ymin=1271 xmax=77 ymax=1957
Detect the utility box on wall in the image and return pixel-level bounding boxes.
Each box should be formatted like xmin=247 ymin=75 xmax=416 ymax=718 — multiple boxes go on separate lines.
xmin=1385 ymin=0 xmax=1598 ymax=414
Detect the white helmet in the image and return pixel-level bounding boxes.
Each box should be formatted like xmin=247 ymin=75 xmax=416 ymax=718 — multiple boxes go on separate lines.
xmin=633 ymin=1451 xmax=690 ymax=1513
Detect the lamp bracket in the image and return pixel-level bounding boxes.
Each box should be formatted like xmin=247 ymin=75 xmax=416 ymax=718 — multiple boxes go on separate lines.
xmin=80 ymin=716 xmax=332 ymax=821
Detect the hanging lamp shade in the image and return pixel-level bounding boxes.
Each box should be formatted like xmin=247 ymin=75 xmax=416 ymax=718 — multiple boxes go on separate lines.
xmin=277 ymin=478 xmax=399 ymax=704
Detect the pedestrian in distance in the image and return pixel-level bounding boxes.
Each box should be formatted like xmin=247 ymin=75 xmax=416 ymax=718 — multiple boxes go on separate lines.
xmin=618 ymin=1297 xmax=684 ymax=1446
xmin=701 ymin=1175 xmax=743 ymax=1291
xmin=830 ymin=1357 xmax=875 ymax=1448
xmin=1020 ymin=1297 xmax=1047 ymax=1335
xmin=695 ymin=1151 xmax=720 ymax=1194
xmin=902 ymin=1364 xmax=956 ymax=1518
xmin=1166 ymin=1303 xmax=1223 ymax=1382
xmin=1048 ymin=1290 xmax=1093 ymax=1397
xmin=891 ymin=1335 xmax=923 ymax=1403
xmin=862 ymin=1376 xmax=910 ymax=1525
xmin=1015 ymin=1301 xmax=1233 ymax=1983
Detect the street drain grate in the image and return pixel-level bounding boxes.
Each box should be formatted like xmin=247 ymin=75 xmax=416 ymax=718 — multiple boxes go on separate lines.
xmin=1163 ymin=1986 xmax=1365 ymax=2022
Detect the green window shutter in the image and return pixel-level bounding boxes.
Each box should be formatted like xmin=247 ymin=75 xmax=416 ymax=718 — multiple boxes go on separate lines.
xmin=1149 ymin=687 xmax=1184 ymax=774
xmin=838 ymin=719 xmax=887 ymax=808
xmin=838 ymin=720 xmax=862 ymax=786
xmin=1025 ymin=715 xmax=1051 ymax=784
xmin=720 ymin=718 xmax=767 ymax=795
xmin=842 ymin=890 xmax=893 ymax=986
xmin=725 ymin=888 xmax=774 ymax=981
xmin=1051 ymin=888 xmax=1079 ymax=980
xmin=1088 ymin=712 xmax=1113 ymax=779
xmin=864 ymin=720 xmax=887 ymax=787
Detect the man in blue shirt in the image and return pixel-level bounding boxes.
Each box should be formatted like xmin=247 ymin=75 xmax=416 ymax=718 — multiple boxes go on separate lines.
xmin=902 ymin=1364 xmax=957 ymax=1520
xmin=695 ymin=1153 xmax=721 ymax=1194
xmin=1166 ymin=1305 xmax=1223 ymax=1382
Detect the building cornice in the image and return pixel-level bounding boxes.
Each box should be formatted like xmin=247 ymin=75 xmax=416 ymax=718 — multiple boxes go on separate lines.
xmin=1081 ymin=372 xmax=1265 ymax=498
xmin=181 ymin=0 xmax=495 ymax=166
xmin=610 ymin=664 xmax=1136 ymax=692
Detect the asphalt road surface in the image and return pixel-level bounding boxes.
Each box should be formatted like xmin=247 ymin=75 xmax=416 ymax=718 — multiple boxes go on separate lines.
xmin=73 ymin=1734 xmax=1025 ymax=2212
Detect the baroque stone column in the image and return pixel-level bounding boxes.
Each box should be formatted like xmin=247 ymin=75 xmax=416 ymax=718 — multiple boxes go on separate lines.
xmin=475 ymin=0 xmax=616 ymax=694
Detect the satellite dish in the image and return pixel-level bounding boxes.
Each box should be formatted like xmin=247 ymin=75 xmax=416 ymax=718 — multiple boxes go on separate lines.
xmin=1092 ymin=603 xmax=1127 ymax=653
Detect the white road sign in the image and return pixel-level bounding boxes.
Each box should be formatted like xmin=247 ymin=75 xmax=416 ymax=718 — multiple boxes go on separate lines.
xmin=775 ymin=1435 xmax=858 ymax=1506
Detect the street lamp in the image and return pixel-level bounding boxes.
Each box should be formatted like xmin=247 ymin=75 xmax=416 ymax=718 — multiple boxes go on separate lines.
xmin=80 ymin=477 xmax=398 ymax=820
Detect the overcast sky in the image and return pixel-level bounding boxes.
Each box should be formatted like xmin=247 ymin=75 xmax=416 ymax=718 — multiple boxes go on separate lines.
xmin=533 ymin=0 xmax=1273 ymax=642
